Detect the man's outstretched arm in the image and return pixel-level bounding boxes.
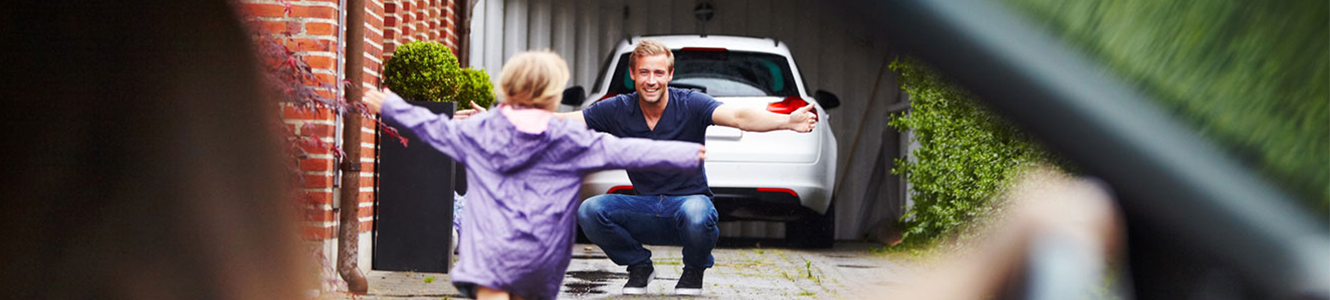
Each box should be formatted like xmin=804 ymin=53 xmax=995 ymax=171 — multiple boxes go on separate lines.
xmin=711 ymin=103 xmax=817 ymax=133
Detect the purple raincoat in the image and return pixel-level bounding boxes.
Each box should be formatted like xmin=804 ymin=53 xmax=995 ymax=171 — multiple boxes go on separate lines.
xmin=380 ymin=94 xmax=701 ymax=299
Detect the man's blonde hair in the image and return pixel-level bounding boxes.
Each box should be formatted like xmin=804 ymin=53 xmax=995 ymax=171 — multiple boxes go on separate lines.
xmin=630 ymin=39 xmax=674 ymax=71
xmin=498 ymin=50 xmax=570 ymax=109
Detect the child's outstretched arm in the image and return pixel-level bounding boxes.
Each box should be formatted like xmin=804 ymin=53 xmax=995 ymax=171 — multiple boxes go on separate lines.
xmin=569 ymin=130 xmax=705 ymax=173
xmin=364 ymin=89 xmax=468 ymax=163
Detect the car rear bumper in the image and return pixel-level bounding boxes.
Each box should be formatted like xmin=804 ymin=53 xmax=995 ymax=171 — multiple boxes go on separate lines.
xmin=578 ymin=161 xmax=834 ymax=220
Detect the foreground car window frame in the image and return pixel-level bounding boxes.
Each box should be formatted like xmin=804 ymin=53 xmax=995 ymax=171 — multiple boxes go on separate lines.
xmin=840 ymin=0 xmax=1330 ymax=298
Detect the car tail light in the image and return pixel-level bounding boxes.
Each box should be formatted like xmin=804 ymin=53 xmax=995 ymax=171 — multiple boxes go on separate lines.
xmin=607 ymin=185 xmax=634 ymax=194
xmin=756 ymin=188 xmax=798 ymax=197
xmin=766 ymin=97 xmax=812 ymax=114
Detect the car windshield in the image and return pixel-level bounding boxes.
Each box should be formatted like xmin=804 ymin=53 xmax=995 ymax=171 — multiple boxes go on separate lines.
xmin=606 ymin=50 xmax=800 ymax=97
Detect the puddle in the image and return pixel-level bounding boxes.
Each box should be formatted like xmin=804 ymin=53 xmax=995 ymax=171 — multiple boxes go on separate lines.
xmin=563 ymin=282 xmax=606 ymax=295
xmin=836 ymin=264 xmax=877 ymax=269
xmin=566 ymin=270 xmax=627 ymax=282
xmin=563 ymin=271 xmax=625 ymax=296
xmin=571 ymin=254 xmax=610 ymax=260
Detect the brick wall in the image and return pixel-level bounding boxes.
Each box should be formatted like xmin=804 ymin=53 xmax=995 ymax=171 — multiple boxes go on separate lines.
xmin=237 ymin=0 xmax=452 ymax=241
xmin=382 ymin=0 xmax=458 ymax=57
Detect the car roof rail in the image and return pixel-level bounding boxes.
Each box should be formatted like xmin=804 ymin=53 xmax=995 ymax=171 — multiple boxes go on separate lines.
xmin=629 ymin=34 xmax=785 ymax=48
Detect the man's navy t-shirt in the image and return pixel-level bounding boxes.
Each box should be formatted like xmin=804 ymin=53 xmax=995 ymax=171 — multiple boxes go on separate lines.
xmin=582 ymin=87 xmax=722 ymax=197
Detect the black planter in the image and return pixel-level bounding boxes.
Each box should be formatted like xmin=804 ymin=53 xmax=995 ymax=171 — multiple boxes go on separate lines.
xmin=373 ymin=100 xmax=456 ymax=273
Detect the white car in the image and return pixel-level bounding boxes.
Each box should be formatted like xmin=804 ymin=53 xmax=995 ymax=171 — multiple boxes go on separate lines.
xmin=561 ymin=35 xmax=841 ymax=248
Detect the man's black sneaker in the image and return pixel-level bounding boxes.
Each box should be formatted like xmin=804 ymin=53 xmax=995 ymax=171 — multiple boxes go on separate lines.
xmin=674 ymin=267 xmax=705 ymax=295
xmin=622 ymin=263 xmax=654 ymax=295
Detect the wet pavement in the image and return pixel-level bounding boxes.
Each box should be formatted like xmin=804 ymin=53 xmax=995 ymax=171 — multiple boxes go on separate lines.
xmin=327 ymin=242 xmax=905 ymax=299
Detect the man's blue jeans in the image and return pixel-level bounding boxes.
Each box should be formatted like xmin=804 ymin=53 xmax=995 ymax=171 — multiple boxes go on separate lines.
xmin=577 ymin=194 xmax=719 ymax=269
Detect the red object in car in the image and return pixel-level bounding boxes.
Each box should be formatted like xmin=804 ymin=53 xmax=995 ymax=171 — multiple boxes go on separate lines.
xmin=767 ymin=96 xmax=812 ymax=114
xmin=607 ymin=185 xmax=634 ymax=194
xmin=756 ymin=187 xmax=799 ymax=197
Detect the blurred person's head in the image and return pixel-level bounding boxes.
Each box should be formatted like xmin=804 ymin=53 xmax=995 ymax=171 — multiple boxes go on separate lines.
xmin=629 ymin=39 xmax=675 ymax=105
xmin=0 ymin=1 xmax=309 ymax=299
xmin=498 ymin=50 xmax=571 ymax=111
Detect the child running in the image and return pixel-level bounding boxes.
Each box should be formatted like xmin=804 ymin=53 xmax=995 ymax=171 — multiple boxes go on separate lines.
xmin=363 ymin=51 xmax=705 ymax=300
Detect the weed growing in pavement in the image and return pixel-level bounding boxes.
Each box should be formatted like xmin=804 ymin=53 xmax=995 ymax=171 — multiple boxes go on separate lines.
xmin=804 ymin=260 xmax=822 ymax=284
xmin=652 ymin=258 xmax=682 ymax=266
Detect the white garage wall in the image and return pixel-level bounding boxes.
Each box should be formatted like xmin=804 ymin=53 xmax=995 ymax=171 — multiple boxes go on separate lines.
xmin=469 ymin=0 xmax=907 ymax=241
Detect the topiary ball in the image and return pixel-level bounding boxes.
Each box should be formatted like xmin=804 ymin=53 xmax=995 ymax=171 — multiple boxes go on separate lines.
xmin=382 ymin=41 xmax=462 ymax=102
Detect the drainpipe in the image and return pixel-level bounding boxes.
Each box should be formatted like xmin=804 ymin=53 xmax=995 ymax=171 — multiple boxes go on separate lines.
xmin=456 ymin=0 xmax=477 ymax=68
xmin=337 ymin=0 xmax=369 ymax=294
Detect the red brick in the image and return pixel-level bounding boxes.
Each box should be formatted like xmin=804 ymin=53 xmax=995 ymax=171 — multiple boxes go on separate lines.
xmin=283 ymin=105 xmax=335 ymax=120
xmin=303 ymin=174 xmax=335 ymax=189
xmin=306 ymin=22 xmax=337 ymax=36
xmin=299 ymin=157 xmax=334 ymax=172
xmin=368 ymin=14 xmax=384 ymax=28
xmin=288 ymin=4 xmax=337 ymax=20
xmin=366 ymin=48 xmax=382 ymax=62
xmin=359 ymin=220 xmax=375 ymax=233
xmin=303 ymin=191 xmax=334 ymax=205
xmin=241 ymin=3 xmax=287 ymax=18
xmin=360 ymin=131 xmax=379 ymax=144
xmin=286 ymin=38 xmax=332 ymax=52
xmin=368 ymin=3 xmax=383 ymax=15
xmin=297 ymin=140 xmax=334 ymax=157
xmin=367 ymin=27 xmax=383 ymax=41
xmin=305 ymin=207 xmax=337 ymax=222
xmin=301 ymin=122 xmax=336 ymax=136
xmin=256 ymin=19 xmax=288 ymax=33
xmin=314 ymin=73 xmax=338 ymax=86
xmin=304 ymin=55 xmax=334 ymax=70
xmin=357 ymin=206 xmax=375 ymax=218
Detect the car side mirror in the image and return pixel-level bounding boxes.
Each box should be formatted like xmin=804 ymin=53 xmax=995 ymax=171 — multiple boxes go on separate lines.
xmin=815 ymin=90 xmax=840 ymax=109
xmin=561 ymin=86 xmax=586 ymax=107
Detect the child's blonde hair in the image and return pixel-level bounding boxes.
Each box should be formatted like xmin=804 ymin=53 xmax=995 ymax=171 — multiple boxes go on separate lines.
xmin=498 ymin=50 xmax=570 ymax=110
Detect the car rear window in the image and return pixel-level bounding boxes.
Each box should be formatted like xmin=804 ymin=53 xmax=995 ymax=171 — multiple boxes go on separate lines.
xmin=605 ymin=50 xmax=800 ymax=97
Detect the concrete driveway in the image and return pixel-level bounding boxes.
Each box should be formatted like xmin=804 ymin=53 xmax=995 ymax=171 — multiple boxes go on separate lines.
xmin=340 ymin=242 xmax=906 ymax=299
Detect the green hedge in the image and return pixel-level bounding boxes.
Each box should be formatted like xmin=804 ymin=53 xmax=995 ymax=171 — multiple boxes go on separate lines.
xmin=382 ymin=41 xmax=494 ymax=110
xmin=888 ymin=58 xmax=1062 ymax=246
xmin=999 ymin=0 xmax=1329 ymax=211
